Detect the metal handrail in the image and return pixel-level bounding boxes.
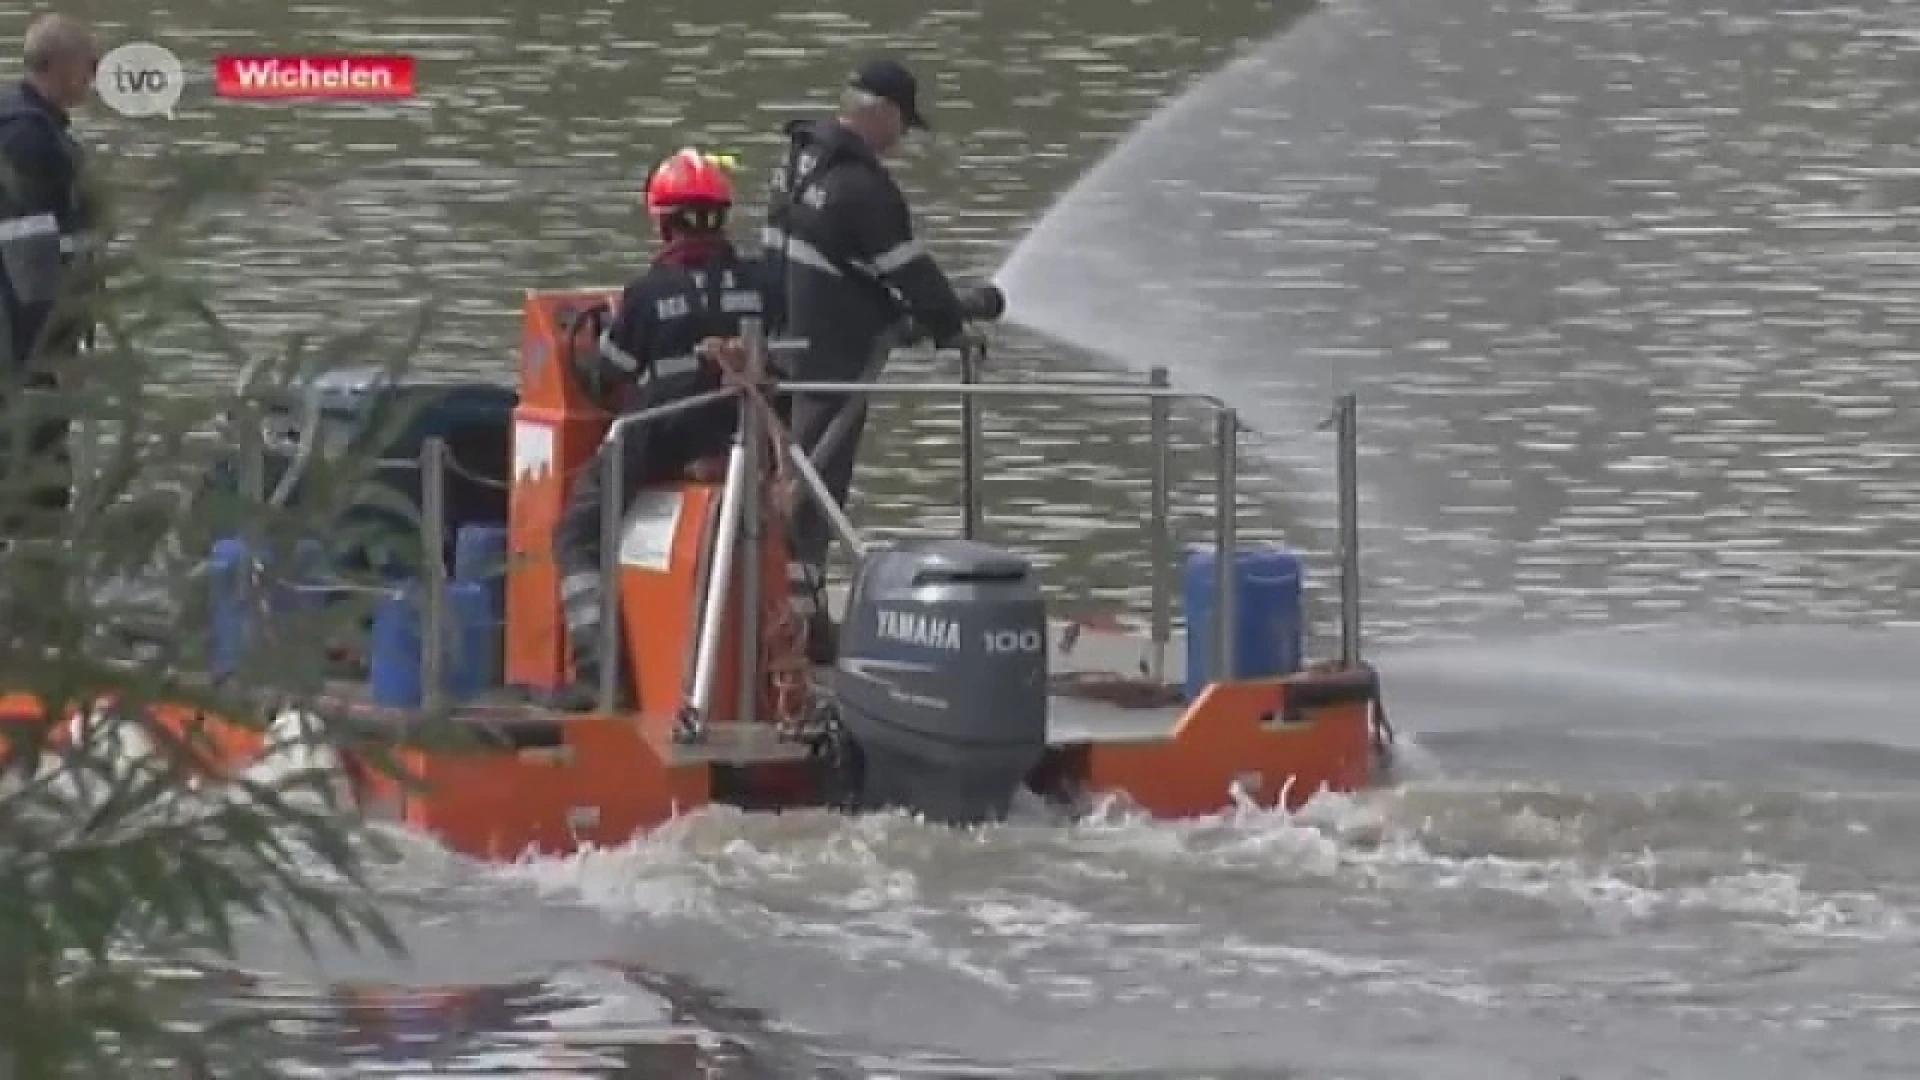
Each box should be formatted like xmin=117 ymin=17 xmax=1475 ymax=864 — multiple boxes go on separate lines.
xmin=389 ymin=338 xmax=1365 ymax=718
xmin=958 ymin=344 xmax=985 ymax=541
xmin=1333 ymin=392 xmax=1361 ymax=667
xmin=602 ymin=385 xmax=744 ymax=445
xmin=1147 ymin=367 xmax=1173 ymax=681
xmin=761 ymin=373 xmax=1261 ymax=687
xmin=756 ymin=373 xmax=1366 ymax=682
xmin=774 ymin=380 xmax=1233 ymax=409
xmin=419 ymin=437 xmax=447 ymax=711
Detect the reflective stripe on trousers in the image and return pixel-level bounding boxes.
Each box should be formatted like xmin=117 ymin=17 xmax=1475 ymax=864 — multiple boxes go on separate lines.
xmin=0 ymin=213 xmax=55 ymax=243
xmin=787 ymin=560 xmax=819 ymax=615
xmin=561 ymin=570 xmax=602 ymax=638
xmin=0 ymin=214 xmax=89 ymax=255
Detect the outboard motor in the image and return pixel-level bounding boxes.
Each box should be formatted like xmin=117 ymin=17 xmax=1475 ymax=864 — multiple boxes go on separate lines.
xmin=832 ymin=537 xmax=1049 ymax=824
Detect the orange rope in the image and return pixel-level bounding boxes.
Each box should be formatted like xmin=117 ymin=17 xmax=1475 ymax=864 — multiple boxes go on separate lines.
xmin=702 ymin=337 xmax=813 ymax=733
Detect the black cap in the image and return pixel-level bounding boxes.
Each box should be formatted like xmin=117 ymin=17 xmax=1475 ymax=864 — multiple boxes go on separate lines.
xmin=849 ymin=58 xmax=928 ymax=130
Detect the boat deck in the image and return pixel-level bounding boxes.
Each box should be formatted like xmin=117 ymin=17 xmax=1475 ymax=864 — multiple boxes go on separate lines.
xmin=312 ymin=681 xmax=815 ymax=768
xmin=305 ymin=620 xmax=1190 ymax=767
xmin=1037 ymin=620 xmax=1188 ymax=745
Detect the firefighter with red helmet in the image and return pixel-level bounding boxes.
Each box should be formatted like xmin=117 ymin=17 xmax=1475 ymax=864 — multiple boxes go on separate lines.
xmin=552 ymin=147 xmax=782 ymax=709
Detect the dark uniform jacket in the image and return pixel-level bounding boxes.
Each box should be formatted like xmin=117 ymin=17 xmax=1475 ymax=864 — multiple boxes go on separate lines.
xmin=0 ymin=80 xmax=92 ymax=381
xmin=592 ymin=236 xmax=781 ymax=465
xmin=760 ymin=118 xmax=967 ymax=377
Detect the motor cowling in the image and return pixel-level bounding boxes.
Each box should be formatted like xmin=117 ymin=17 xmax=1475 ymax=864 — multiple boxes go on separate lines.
xmin=832 ymin=538 xmax=1049 ymax=824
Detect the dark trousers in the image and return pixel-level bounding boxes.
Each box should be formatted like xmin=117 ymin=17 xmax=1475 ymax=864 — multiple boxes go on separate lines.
xmin=786 ymin=390 xmax=864 ymax=570
xmin=785 ymin=334 xmax=894 ymax=572
xmin=555 ymin=421 xmax=682 ymax=692
xmin=0 ymin=384 xmax=71 ymax=544
xmin=553 ymin=402 xmax=747 ymax=697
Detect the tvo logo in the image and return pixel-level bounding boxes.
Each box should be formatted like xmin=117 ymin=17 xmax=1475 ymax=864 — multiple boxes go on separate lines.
xmin=112 ymin=67 xmax=169 ymax=94
xmin=95 ymin=42 xmax=185 ymax=119
xmin=982 ymin=628 xmax=1043 ymax=655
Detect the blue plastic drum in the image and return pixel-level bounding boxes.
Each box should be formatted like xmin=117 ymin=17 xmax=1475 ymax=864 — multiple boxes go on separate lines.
xmin=368 ymin=579 xmax=491 ymax=708
xmin=1182 ymin=544 xmax=1304 ymax=700
xmin=207 ymin=537 xmax=252 ymax=678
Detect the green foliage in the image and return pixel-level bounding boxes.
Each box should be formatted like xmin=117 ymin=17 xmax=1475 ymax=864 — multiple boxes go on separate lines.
xmin=0 ymin=152 xmax=442 ymax=1077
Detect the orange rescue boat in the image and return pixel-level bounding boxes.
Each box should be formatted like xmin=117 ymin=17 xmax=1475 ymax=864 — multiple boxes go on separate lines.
xmin=7 ymin=288 xmax=1395 ymax=860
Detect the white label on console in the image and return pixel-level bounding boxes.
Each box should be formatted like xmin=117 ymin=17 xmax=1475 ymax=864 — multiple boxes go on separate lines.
xmin=617 ymin=489 xmax=684 ymax=571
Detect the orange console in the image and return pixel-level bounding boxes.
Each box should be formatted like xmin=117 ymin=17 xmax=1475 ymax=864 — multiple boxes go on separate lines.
xmin=613 ymin=480 xmax=791 ymax=724
xmin=506 ymin=288 xmax=620 ymax=691
xmin=508 ymin=289 xmax=794 ymax=723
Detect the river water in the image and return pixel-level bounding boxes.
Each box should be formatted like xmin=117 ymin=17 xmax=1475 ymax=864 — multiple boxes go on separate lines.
xmin=65 ymin=0 xmax=1920 ymax=1073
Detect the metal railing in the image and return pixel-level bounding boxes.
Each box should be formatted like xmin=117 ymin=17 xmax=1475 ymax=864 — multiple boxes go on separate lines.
xmin=761 ymin=365 xmax=1365 ymax=684
xmin=247 ymin=323 xmax=1365 ymax=720
xmin=913 ymin=356 xmax=1363 ymax=683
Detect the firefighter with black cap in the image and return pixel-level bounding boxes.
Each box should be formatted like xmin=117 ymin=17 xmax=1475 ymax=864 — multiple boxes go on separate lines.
xmin=551 ymin=147 xmax=783 ymax=709
xmin=762 ymin=56 xmax=1004 ymax=661
xmin=0 ymin=13 xmax=99 ymax=539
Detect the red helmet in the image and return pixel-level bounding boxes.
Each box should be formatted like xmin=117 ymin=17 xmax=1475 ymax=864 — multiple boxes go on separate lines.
xmin=644 ymin=148 xmax=734 ymax=216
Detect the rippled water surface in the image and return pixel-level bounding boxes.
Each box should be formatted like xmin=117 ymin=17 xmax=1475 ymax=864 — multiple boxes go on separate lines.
xmin=1004 ymin=0 xmax=1920 ymax=641
xmin=54 ymin=0 xmax=1920 ymax=1073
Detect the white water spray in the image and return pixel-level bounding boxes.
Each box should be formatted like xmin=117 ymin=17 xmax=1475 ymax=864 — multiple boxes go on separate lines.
xmin=993 ymin=39 xmax=1284 ymax=362
xmin=992 ymin=5 xmax=1377 ymax=411
xmin=988 ymin=4 xmax=1399 ymax=519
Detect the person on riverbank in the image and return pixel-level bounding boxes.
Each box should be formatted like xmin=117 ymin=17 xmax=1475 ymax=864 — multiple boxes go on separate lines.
xmin=761 ymin=57 xmax=998 ymax=661
xmin=551 ymin=148 xmax=782 ymax=709
xmin=0 ymin=13 xmax=99 ymax=540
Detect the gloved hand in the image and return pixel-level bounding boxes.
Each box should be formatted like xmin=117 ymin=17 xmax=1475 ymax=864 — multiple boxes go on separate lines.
xmin=933 ymin=325 xmax=987 ymax=354
xmin=697 ymin=336 xmax=748 ymax=374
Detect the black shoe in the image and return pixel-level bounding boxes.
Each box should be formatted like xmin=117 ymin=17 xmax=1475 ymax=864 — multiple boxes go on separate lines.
xmin=540 ymin=666 xmax=635 ymax=712
xmin=560 ymin=627 xmax=635 ymax=711
xmin=537 ymin=682 xmax=602 ymax=712
xmin=805 ymin=611 xmax=839 ymax=665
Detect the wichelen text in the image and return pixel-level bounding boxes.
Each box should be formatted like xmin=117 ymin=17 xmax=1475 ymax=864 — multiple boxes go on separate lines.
xmin=214 ymin=54 xmax=415 ymax=99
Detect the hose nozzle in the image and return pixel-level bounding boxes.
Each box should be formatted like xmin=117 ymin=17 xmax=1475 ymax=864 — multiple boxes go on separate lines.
xmin=961 ymin=284 xmax=1006 ymax=322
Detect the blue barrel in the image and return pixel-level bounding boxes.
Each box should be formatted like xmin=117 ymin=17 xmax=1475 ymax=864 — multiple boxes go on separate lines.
xmin=210 ymin=536 xmax=343 ymax=677
xmin=368 ymin=579 xmax=491 ymax=708
xmin=268 ymin=536 xmax=331 ymax=615
xmin=454 ymin=525 xmax=508 ymax=586
xmin=208 ymin=537 xmax=253 ymax=678
xmin=448 ymin=582 xmax=491 ymax=702
xmin=453 ymin=525 xmax=508 ymax=689
xmin=1183 ymin=544 xmax=1304 ymax=700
